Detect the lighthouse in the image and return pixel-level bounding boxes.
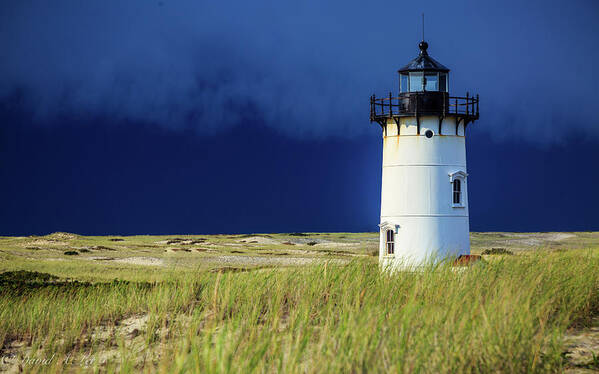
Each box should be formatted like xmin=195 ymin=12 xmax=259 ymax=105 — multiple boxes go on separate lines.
xmin=370 ymin=40 xmax=479 ymax=269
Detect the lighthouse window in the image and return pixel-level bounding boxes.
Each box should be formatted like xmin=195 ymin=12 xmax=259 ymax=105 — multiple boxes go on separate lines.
xmin=453 ymin=179 xmax=462 ymax=204
xmin=400 ymin=74 xmax=408 ymax=93
xmin=408 ymin=72 xmax=423 ymax=92
xmin=424 ymin=73 xmax=438 ymax=91
xmin=386 ymin=229 xmax=395 ymax=255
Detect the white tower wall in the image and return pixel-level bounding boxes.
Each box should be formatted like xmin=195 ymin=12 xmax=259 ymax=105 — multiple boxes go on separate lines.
xmin=379 ymin=116 xmax=470 ymax=269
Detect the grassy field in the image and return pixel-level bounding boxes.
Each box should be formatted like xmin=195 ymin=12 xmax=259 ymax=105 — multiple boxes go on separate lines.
xmin=0 ymin=232 xmax=598 ymax=373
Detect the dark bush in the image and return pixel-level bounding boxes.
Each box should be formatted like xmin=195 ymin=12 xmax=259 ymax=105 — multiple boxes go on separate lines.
xmin=92 ymin=246 xmax=116 ymax=251
xmin=481 ymin=248 xmax=514 ymax=255
xmin=0 ymin=270 xmax=59 ymax=283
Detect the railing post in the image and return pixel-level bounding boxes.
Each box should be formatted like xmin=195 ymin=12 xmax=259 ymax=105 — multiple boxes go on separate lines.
xmin=389 ymin=92 xmax=393 ymax=117
xmin=476 ymin=94 xmax=479 ymax=116
xmin=373 ymin=94 xmax=376 ymax=116
xmin=455 ymin=97 xmax=458 ymax=115
xmin=415 ymin=93 xmax=420 ymax=134
xmin=442 ymin=92 xmax=446 ymax=116
xmin=371 ymin=94 xmax=375 ymax=120
xmin=415 ymin=93 xmax=418 ymax=117
xmin=466 ymin=92 xmax=469 ymax=116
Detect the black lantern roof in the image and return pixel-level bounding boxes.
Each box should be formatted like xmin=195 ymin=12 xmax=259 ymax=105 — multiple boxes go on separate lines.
xmin=398 ymin=41 xmax=449 ymax=73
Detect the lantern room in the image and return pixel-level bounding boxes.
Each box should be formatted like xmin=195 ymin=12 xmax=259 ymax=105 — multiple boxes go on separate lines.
xmin=369 ymin=40 xmax=478 ymax=130
xmin=398 ymin=41 xmax=449 ymax=93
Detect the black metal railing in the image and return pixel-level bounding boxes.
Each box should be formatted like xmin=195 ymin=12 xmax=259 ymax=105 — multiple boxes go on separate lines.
xmin=370 ymin=91 xmax=479 ymax=122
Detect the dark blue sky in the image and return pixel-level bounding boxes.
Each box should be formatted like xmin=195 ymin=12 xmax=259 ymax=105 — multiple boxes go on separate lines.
xmin=1 ymin=0 xmax=598 ymax=235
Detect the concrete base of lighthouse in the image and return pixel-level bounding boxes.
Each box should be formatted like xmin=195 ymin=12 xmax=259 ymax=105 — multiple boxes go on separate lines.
xmin=378 ymin=115 xmax=471 ymax=270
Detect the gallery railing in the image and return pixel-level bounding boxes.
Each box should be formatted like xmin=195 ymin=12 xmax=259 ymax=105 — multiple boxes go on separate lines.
xmin=370 ymin=91 xmax=479 ymax=123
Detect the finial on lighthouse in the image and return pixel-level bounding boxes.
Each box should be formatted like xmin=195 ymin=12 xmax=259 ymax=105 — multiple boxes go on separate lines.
xmin=418 ymin=41 xmax=429 ymax=55
xmin=419 ymin=13 xmax=428 ymax=55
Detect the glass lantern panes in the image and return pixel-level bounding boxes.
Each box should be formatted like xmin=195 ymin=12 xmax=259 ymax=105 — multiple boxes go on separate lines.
xmin=409 ymin=72 xmax=423 ymax=92
xmin=400 ymin=74 xmax=408 ymax=93
xmin=425 ymin=73 xmax=438 ymax=91
xmin=409 ymin=73 xmax=423 ymax=92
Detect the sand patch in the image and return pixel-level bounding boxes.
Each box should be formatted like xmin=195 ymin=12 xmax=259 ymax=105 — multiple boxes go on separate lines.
xmin=480 ymin=232 xmax=579 ymax=249
xmin=20 ymin=233 xmax=78 ymax=248
xmin=314 ymin=242 xmax=357 ymax=248
xmin=22 ymin=239 xmax=69 ymax=247
xmin=164 ymin=247 xmax=191 ymax=253
xmin=113 ymin=257 xmax=164 ymax=266
xmin=546 ymin=233 xmax=576 ymax=241
xmin=89 ymin=256 xmax=115 ymax=261
xmin=283 ymin=237 xmax=359 ymax=248
xmin=511 ymin=233 xmax=576 ymax=247
xmin=93 ymin=314 xmax=149 ymax=341
xmin=563 ymin=317 xmax=599 ymax=371
xmin=205 ymin=255 xmax=346 ymax=267
xmin=46 ymin=232 xmax=78 ymax=240
xmin=86 ymin=256 xmax=163 ymax=266
xmin=0 ymin=339 xmax=33 ymax=373
xmin=505 ymin=232 xmax=576 ymax=241
xmin=237 ymin=236 xmax=281 ymax=245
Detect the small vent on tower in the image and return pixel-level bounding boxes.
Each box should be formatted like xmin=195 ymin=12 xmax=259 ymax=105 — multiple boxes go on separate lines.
xmin=425 ymin=130 xmax=434 ymax=138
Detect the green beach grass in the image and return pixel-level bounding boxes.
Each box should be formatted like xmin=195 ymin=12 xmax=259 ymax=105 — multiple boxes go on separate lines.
xmin=0 ymin=242 xmax=598 ymax=373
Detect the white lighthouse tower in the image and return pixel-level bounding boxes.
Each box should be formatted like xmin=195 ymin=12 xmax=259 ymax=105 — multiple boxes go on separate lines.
xmin=370 ymin=40 xmax=479 ymax=269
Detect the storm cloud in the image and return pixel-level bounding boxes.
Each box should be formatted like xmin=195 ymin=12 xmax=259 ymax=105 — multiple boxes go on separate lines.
xmin=1 ymin=0 xmax=598 ymax=142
